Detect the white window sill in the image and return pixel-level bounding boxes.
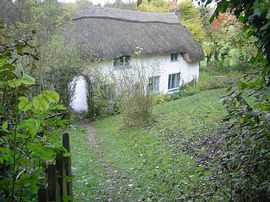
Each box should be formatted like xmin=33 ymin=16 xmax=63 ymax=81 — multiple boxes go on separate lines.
xmin=168 ymin=87 xmax=179 ymax=93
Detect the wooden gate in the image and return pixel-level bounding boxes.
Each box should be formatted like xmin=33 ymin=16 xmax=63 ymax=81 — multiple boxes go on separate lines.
xmin=38 ymin=133 xmax=72 ymax=202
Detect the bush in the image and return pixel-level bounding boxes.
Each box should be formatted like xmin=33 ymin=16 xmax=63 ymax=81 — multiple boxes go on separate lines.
xmin=197 ymin=71 xmax=242 ymax=90
xmin=152 ymin=93 xmax=166 ymax=105
xmin=118 ymin=66 xmax=154 ymax=127
xmin=0 ymin=28 xmax=66 ymax=201
xmin=159 ymin=80 xmax=200 ymax=102
xmin=84 ymin=70 xmax=120 ymax=120
xmin=120 ymin=85 xmax=153 ymax=127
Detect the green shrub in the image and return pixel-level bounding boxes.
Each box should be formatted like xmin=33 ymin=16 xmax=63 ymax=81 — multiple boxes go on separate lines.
xmin=120 ymin=85 xmax=153 ymax=127
xmin=152 ymin=93 xmax=166 ymax=105
xmin=118 ymin=66 xmax=154 ymax=127
xmin=161 ymin=80 xmax=200 ymax=102
xmin=84 ymin=74 xmax=120 ymax=120
xmin=197 ymin=71 xmax=242 ymax=90
xmin=0 ymin=29 xmax=66 ymax=201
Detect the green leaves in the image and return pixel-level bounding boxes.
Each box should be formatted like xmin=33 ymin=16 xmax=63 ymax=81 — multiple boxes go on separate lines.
xmin=2 ymin=121 xmax=8 ymax=130
xmin=1 ymin=30 xmax=67 ymax=201
xmin=43 ymin=90 xmax=60 ymax=103
xmin=18 ymin=91 xmax=60 ymax=112
xmin=18 ymin=97 xmax=32 ymax=112
xmin=33 ymin=94 xmax=49 ymax=111
xmin=33 ymin=90 xmax=60 ymax=112
xmin=0 ymin=57 xmax=8 ymax=67
xmin=7 ymin=79 xmax=22 ymax=88
xmin=7 ymin=73 xmax=35 ymax=88
xmin=20 ymin=74 xmax=36 ymax=85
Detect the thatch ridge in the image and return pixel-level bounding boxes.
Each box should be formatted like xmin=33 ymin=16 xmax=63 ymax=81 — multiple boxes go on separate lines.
xmin=74 ymin=6 xmax=180 ymax=24
xmin=72 ymin=16 xmax=183 ymax=25
xmin=64 ymin=6 xmax=204 ymax=63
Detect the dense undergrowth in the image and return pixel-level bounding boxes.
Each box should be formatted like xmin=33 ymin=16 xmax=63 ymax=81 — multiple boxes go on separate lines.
xmin=0 ymin=26 xmax=66 ymax=201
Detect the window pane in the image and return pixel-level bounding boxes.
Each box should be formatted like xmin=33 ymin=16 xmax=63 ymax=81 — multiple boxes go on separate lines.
xmin=114 ymin=55 xmax=130 ymax=68
xmin=172 ymin=74 xmax=176 ymax=88
xmin=176 ymin=73 xmax=180 ymax=86
xmin=168 ymin=73 xmax=180 ymax=90
xmin=171 ymin=53 xmax=178 ymax=62
xmin=168 ymin=74 xmax=172 ymax=89
xmin=154 ymin=77 xmax=159 ymax=91
xmin=149 ymin=76 xmax=160 ymax=92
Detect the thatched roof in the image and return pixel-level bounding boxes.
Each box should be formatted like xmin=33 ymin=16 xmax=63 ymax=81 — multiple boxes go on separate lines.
xmin=64 ymin=6 xmax=204 ymax=63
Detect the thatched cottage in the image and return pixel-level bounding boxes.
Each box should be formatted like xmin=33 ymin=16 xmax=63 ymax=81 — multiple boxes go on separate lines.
xmin=66 ymin=6 xmax=204 ymax=112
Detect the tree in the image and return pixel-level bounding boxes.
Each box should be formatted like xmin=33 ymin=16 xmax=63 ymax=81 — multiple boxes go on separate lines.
xmin=210 ymin=0 xmax=270 ymax=63
xmin=178 ymin=0 xmax=205 ymax=43
xmin=204 ymin=0 xmax=270 ymax=200
xmin=104 ymin=0 xmax=136 ymax=10
xmin=0 ymin=25 xmax=66 ymax=201
xmin=137 ymin=0 xmax=170 ymax=12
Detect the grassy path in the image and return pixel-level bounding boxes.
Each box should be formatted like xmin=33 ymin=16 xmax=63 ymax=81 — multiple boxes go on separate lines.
xmin=69 ymin=89 xmax=226 ymax=201
xmin=82 ymin=123 xmax=130 ymax=201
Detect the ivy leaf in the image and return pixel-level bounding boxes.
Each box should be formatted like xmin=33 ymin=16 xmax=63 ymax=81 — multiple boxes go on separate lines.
xmin=33 ymin=95 xmax=49 ymax=111
xmin=27 ymin=143 xmax=55 ymax=160
xmin=7 ymin=79 xmax=21 ymax=88
xmin=18 ymin=96 xmax=32 ymax=112
xmin=43 ymin=90 xmax=60 ymax=103
xmin=2 ymin=121 xmax=8 ymax=130
xmin=19 ymin=119 xmax=41 ymax=138
xmin=19 ymin=74 xmax=35 ymax=85
xmin=50 ymin=104 xmax=66 ymax=111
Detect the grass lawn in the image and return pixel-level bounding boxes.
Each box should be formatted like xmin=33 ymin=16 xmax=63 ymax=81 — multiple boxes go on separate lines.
xmin=69 ymin=89 xmax=226 ymax=201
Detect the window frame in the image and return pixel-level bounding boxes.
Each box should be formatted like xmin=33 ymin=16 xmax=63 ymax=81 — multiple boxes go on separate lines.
xmin=148 ymin=76 xmax=160 ymax=93
xmin=168 ymin=73 xmax=180 ymax=91
xmin=170 ymin=53 xmax=178 ymax=62
xmin=113 ymin=55 xmax=131 ymax=69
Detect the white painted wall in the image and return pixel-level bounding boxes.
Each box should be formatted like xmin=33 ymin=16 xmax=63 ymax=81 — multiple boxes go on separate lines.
xmin=70 ymin=76 xmax=88 ymax=113
xmin=88 ymin=53 xmax=199 ymax=94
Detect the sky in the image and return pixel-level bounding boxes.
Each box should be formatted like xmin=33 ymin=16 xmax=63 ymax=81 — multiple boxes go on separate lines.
xmin=57 ymin=0 xmax=212 ymax=7
xmin=58 ymin=0 xmax=133 ymax=6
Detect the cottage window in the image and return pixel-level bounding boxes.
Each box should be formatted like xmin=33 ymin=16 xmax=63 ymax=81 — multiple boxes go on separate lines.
xmin=103 ymin=84 xmax=115 ymax=100
xmin=148 ymin=76 xmax=160 ymax=93
xmin=113 ymin=55 xmax=131 ymax=68
xmin=171 ymin=53 xmax=178 ymax=62
xmin=168 ymin=73 xmax=180 ymax=91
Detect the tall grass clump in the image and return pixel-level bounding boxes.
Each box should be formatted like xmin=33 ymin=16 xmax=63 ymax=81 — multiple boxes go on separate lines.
xmin=119 ymin=65 xmax=154 ymax=127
